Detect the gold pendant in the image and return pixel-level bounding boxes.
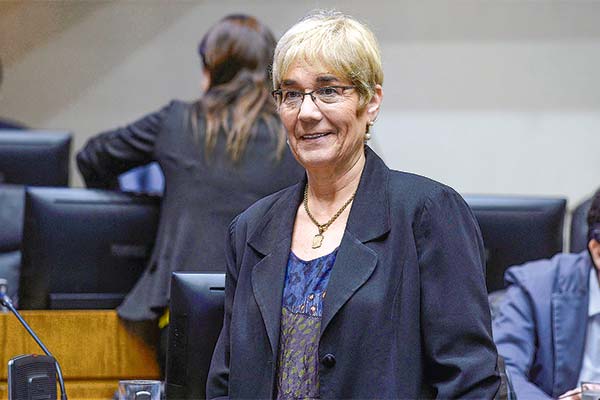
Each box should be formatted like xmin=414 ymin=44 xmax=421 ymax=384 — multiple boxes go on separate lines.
xmin=312 ymin=233 xmax=324 ymax=249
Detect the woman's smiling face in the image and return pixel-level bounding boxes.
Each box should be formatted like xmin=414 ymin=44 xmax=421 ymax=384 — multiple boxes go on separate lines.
xmin=277 ymin=61 xmax=382 ymax=174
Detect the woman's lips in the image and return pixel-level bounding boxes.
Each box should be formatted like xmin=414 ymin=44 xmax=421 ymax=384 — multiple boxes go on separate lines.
xmin=301 ymin=132 xmax=332 ymax=140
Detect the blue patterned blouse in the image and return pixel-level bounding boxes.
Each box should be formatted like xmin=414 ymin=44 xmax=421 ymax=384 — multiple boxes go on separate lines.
xmin=275 ymin=249 xmax=338 ymax=400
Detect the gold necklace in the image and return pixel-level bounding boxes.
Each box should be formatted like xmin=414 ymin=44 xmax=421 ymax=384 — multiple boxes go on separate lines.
xmin=303 ymin=184 xmax=357 ymax=249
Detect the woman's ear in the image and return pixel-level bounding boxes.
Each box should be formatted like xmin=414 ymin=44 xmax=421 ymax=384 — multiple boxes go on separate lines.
xmin=366 ymin=84 xmax=383 ymax=122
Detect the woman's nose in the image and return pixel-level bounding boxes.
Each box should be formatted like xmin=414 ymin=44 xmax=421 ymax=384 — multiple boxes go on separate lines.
xmin=297 ymin=94 xmax=323 ymax=123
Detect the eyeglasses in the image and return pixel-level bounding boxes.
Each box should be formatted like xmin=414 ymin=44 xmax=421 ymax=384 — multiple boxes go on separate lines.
xmin=272 ymin=85 xmax=356 ymax=109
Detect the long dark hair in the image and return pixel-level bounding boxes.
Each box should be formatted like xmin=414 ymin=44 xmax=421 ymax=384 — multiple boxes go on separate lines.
xmin=193 ymin=14 xmax=286 ymax=162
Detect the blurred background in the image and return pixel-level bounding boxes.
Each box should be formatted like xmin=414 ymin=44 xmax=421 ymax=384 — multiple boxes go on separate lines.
xmin=1 ymin=0 xmax=598 ymax=204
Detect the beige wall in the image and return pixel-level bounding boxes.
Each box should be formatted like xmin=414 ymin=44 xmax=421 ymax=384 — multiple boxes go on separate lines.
xmin=1 ymin=0 xmax=599 ymax=205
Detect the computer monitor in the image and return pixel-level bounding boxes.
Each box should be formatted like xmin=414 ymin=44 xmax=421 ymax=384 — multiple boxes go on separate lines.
xmin=464 ymin=195 xmax=566 ymax=293
xmin=18 ymin=188 xmax=160 ymax=309
xmin=0 ymin=184 xmax=26 ymax=300
xmin=0 ymin=130 xmax=71 ymax=186
xmin=166 ymin=272 xmax=225 ymax=400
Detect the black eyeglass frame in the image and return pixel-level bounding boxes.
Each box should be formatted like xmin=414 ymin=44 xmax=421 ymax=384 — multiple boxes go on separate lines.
xmin=271 ymin=85 xmax=356 ymax=106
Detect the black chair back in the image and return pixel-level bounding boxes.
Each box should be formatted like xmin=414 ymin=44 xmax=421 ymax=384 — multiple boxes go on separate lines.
xmin=464 ymin=195 xmax=566 ymax=292
xmin=570 ymin=197 xmax=592 ymax=253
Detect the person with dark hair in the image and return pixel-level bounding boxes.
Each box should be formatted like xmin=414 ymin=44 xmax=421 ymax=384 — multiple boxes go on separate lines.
xmin=493 ymin=188 xmax=600 ymax=399
xmin=77 ymin=15 xmax=302 ymax=326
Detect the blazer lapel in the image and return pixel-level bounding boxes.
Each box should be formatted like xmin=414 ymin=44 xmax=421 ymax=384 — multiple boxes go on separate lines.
xmin=248 ymin=181 xmax=304 ymax=358
xmin=321 ymin=231 xmax=378 ymax=335
xmin=321 ymin=146 xmax=391 ymax=336
xmin=251 ymin=240 xmax=293 ymax=358
xmin=248 ymin=147 xmax=392 ymax=349
xmin=551 ymin=265 xmax=590 ymax=397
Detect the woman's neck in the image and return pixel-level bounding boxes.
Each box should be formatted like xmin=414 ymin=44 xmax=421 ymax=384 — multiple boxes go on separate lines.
xmin=305 ymin=151 xmax=365 ymax=205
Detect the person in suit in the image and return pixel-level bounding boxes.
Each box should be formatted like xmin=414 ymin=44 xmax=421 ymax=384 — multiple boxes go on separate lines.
xmin=76 ymin=14 xmax=303 ymax=323
xmin=207 ymin=10 xmax=500 ymax=399
xmin=493 ymin=188 xmax=600 ymax=400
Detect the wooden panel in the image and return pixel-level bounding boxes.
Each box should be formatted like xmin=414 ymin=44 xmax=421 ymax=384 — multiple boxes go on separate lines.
xmin=0 ymin=310 xmax=159 ymax=398
xmin=0 ymin=379 xmax=119 ymax=400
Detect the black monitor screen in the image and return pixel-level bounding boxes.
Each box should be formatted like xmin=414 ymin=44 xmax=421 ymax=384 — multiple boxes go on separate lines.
xmin=18 ymin=188 xmax=160 ymax=309
xmin=166 ymin=272 xmax=225 ymax=400
xmin=464 ymin=195 xmax=566 ymax=292
xmin=0 ymin=130 xmax=71 ymax=186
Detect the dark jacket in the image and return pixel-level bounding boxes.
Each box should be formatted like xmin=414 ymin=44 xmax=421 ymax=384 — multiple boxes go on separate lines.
xmin=77 ymin=100 xmax=303 ymax=320
xmin=493 ymin=251 xmax=592 ymax=399
xmin=207 ymin=147 xmax=500 ymax=399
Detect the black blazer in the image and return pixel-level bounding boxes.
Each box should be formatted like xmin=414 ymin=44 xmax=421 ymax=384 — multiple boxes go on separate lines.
xmin=77 ymin=100 xmax=303 ymax=320
xmin=207 ymin=147 xmax=500 ymax=399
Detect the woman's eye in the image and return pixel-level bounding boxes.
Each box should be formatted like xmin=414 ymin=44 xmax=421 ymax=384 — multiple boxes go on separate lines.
xmin=320 ymin=87 xmax=340 ymax=96
xmin=285 ymin=91 xmax=302 ymax=99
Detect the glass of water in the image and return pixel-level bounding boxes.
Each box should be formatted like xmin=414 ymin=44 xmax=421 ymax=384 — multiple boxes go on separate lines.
xmin=581 ymin=382 xmax=600 ymax=400
xmin=118 ymin=380 xmax=161 ymax=400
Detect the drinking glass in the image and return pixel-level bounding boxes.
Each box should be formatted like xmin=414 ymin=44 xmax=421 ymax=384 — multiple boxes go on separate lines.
xmin=118 ymin=380 xmax=161 ymax=400
xmin=581 ymin=381 xmax=600 ymax=400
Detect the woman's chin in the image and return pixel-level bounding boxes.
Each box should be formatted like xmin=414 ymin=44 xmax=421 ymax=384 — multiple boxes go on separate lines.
xmin=296 ymin=150 xmax=333 ymax=169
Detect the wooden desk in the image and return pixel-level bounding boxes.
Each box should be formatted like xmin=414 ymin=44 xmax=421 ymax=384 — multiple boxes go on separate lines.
xmin=0 ymin=310 xmax=159 ymax=399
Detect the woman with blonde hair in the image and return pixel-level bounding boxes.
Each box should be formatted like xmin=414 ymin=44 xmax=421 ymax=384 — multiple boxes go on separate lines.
xmin=207 ymin=11 xmax=500 ymax=399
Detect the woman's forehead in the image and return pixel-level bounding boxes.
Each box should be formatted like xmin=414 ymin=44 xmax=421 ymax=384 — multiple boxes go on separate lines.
xmin=281 ymin=59 xmax=348 ymax=86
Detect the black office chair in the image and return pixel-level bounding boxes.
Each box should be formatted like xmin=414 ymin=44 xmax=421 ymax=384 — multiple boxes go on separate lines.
xmin=0 ymin=184 xmax=25 ymax=300
xmin=570 ymin=196 xmax=592 ymax=253
xmin=464 ymin=195 xmax=566 ymax=293
xmin=165 ymin=272 xmax=225 ymax=400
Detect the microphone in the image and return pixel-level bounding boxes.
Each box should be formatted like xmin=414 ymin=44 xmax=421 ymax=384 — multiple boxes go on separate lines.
xmin=0 ymin=281 xmax=68 ymax=400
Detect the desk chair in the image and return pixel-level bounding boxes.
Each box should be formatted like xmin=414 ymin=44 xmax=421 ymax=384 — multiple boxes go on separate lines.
xmin=570 ymin=196 xmax=592 ymax=253
xmin=464 ymin=195 xmax=566 ymax=293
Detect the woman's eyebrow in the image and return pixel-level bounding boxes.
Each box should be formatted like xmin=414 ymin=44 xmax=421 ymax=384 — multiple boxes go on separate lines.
xmin=316 ymin=75 xmax=339 ymax=84
xmin=281 ymin=75 xmax=340 ymax=88
xmin=280 ymin=79 xmax=297 ymax=87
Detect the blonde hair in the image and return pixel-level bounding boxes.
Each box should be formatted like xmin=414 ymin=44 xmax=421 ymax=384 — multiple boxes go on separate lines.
xmin=272 ymin=10 xmax=383 ymax=109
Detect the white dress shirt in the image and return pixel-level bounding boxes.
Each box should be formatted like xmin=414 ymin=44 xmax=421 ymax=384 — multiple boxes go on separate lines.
xmin=578 ymin=268 xmax=600 ymax=386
